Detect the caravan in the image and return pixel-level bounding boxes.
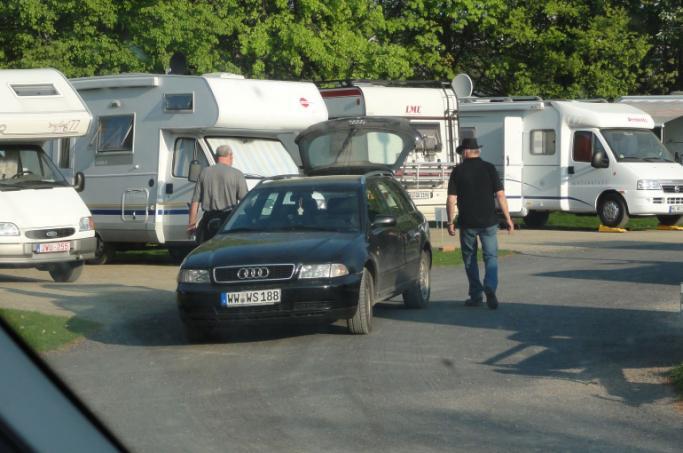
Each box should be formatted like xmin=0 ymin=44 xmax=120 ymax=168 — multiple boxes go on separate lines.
xmin=458 ymin=97 xmax=683 ymax=227
xmin=318 ymin=82 xmax=460 ymax=221
xmin=52 ymin=73 xmax=327 ymax=262
xmin=0 ymin=68 xmax=95 ymax=282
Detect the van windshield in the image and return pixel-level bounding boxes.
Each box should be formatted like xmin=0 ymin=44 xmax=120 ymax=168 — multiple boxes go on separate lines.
xmin=205 ymin=137 xmax=299 ymax=178
xmin=601 ymin=129 xmax=675 ymax=162
xmin=0 ymin=145 xmax=68 ymax=189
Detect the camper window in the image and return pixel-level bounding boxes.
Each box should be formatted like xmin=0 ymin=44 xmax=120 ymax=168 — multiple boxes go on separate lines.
xmin=164 ymin=93 xmax=194 ymax=112
xmin=10 ymin=83 xmax=59 ymax=97
xmin=97 ymin=115 xmax=134 ymax=153
xmin=173 ymin=138 xmax=207 ymax=177
xmin=572 ymin=131 xmax=594 ymax=162
xmin=530 ymin=130 xmax=556 ymax=155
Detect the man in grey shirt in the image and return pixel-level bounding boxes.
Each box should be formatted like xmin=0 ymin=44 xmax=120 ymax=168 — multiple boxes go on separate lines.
xmin=188 ymin=144 xmax=248 ymax=241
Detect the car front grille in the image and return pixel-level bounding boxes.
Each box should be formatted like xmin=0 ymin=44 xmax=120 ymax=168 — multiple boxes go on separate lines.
xmin=213 ymin=264 xmax=296 ymax=284
xmin=662 ymin=181 xmax=683 ymax=193
xmin=25 ymin=228 xmax=75 ymax=239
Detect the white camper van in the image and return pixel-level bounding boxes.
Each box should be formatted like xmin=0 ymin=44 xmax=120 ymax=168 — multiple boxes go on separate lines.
xmin=458 ymin=97 xmax=683 ymax=227
xmin=54 ymin=73 xmax=327 ymax=263
xmin=617 ymin=95 xmax=683 ymax=163
xmin=0 ymin=68 xmax=96 ymax=282
xmin=319 ymin=82 xmax=460 ymax=220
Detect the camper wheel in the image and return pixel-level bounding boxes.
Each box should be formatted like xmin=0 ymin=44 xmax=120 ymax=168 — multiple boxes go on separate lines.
xmin=598 ymin=193 xmax=629 ymax=228
xmin=47 ymin=261 xmax=84 ymax=283
xmin=87 ymin=235 xmax=115 ymax=265
xmin=523 ymin=211 xmax=550 ymax=228
xmin=656 ymin=215 xmax=682 ymax=226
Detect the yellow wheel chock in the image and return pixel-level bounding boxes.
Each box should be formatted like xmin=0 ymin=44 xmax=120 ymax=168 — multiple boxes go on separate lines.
xmin=598 ymin=225 xmax=627 ymax=233
xmin=656 ymin=224 xmax=683 ymax=231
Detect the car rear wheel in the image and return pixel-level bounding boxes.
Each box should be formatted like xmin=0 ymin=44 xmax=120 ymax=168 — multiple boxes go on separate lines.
xmin=656 ymin=214 xmax=682 ymax=226
xmin=47 ymin=261 xmax=84 ymax=283
xmin=402 ymin=250 xmax=431 ymax=309
xmin=348 ymin=268 xmax=373 ymax=335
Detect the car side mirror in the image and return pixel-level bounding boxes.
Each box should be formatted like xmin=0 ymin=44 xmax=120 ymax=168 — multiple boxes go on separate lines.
xmin=591 ymin=150 xmax=609 ymax=169
xmin=188 ymin=160 xmax=202 ymax=183
xmin=371 ymin=215 xmax=396 ymax=228
xmin=675 ymin=151 xmax=682 ymax=165
xmin=74 ymin=171 xmax=85 ymax=192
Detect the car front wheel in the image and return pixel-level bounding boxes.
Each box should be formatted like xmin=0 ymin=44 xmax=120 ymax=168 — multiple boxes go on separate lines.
xmin=348 ymin=268 xmax=373 ymax=335
xmin=403 ymin=250 xmax=431 ymax=309
xmin=598 ymin=194 xmax=629 ymax=228
xmin=47 ymin=261 xmax=84 ymax=283
xmin=656 ymin=214 xmax=682 ymax=226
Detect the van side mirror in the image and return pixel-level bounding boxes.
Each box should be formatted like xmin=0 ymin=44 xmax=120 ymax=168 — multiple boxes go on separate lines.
xmin=188 ymin=160 xmax=202 ymax=183
xmin=591 ymin=150 xmax=609 ymax=169
xmin=74 ymin=172 xmax=85 ymax=192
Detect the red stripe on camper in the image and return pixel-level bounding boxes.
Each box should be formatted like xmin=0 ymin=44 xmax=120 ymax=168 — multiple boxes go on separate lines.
xmin=320 ymin=88 xmax=362 ymax=98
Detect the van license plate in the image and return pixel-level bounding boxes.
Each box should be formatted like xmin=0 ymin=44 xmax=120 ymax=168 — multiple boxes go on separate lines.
xmin=409 ymin=191 xmax=432 ymax=200
xmin=670 ymin=206 xmax=683 ymax=213
xmin=221 ymin=289 xmax=281 ymax=307
xmin=34 ymin=242 xmax=71 ymax=253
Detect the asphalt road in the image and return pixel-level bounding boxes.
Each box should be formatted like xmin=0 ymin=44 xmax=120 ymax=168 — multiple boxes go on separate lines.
xmin=1 ymin=231 xmax=683 ymax=452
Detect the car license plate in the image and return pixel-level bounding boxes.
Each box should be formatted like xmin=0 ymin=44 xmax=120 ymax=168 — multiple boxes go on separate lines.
xmin=669 ymin=205 xmax=683 ymax=213
xmin=221 ymin=289 xmax=281 ymax=307
xmin=408 ymin=190 xmax=432 ymax=200
xmin=34 ymin=241 xmax=71 ymax=254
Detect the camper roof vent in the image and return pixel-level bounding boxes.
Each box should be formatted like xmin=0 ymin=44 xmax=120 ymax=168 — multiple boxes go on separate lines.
xmin=11 ymin=83 xmax=59 ymax=97
xmin=203 ymin=72 xmax=245 ymax=80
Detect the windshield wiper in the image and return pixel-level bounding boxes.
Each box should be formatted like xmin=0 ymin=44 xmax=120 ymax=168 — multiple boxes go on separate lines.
xmin=642 ymin=157 xmax=674 ymax=162
xmin=223 ymin=227 xmax=258 ymax=233
xmin=0 ymin=181 xmax=23 ymax=191
xmin=243 ymin=173 xmax=265 ymax=179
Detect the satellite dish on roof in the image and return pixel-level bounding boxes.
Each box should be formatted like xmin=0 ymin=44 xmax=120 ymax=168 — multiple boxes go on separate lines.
xmin=451 ymin=73 xmax=473 ymax=98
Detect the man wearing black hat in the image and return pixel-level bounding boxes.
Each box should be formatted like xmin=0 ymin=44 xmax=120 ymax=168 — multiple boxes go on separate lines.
xmin=446 ymin=137 xmax=514 ymax=309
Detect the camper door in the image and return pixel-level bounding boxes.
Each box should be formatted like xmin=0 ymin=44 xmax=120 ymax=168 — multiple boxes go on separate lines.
xmin=163 ymin=136 xmax=210 ymax=243
xmin=503 ymin=117 xmax=524 ymax=214
xmin=567 ymin=130 xmax=611 ymax=212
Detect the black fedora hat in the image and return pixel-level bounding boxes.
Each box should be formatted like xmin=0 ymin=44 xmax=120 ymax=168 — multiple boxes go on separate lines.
xmin=458 ymin=137 xmax=482 ymax=152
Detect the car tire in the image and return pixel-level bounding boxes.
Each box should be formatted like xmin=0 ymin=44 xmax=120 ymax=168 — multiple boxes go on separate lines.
xmin=87 ymin=236 xmax=115 ymax=265
xmin=48 ymin=261 xmax=84 ymax=283
xmin=656 ymin=214 xmax=682 ymax=226
xmin=598 ymin=193 xmax=629 ymax=228
xmin=523 ymin=210 xmax=550 ymax=228
xmin=402 ymin=250 xmax=431 ymax=309
xmin=348 ymin=268 xmax=373 ymax=335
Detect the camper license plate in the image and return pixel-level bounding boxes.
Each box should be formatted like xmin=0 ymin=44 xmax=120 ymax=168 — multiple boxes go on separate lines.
xmin=670 ymin=206 xmax=683 ymax=213
xmin=408 ymin=190 xmax=433 ymax=200
xmin=220 ymin=289 xmax=281 ymax=307
xmin=34 ymin=241 xmax=70 ymax=254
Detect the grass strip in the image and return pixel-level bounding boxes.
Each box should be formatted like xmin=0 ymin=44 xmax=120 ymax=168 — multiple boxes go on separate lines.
xmin=544 ymin=212 xmax=659 ymax=231
xmin=0 ymin=308 xmax=99 ymax=352
xmin=671 ymin=363 xmax=683 ymax=395
xmin=432 ymin=249 xmax=515 ymax=267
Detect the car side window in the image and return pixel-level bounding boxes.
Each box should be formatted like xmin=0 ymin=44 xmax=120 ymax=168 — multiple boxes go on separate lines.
xmin=375 ymin=180 xmax=406 ymax=217
xmin=366 ymin=183 xmax=388 ymax=222
xmin=384 ymin=179 xmax=416 ymax=214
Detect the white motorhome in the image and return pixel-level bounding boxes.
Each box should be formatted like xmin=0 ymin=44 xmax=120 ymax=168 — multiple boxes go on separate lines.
xmin=51 ymin=73 xmax=327 ymax=262
xmin=458 ymin=97 xmax=683 ymax=227
xmin=617 ymin=95 xmax=683 ymax=162
xmin=319 ymin=82 xmax=460 ymax=220
xmin=0 ymin=68 xmax=96 ymax=282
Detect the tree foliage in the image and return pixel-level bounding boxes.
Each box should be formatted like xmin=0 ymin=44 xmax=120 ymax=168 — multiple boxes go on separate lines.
xmin=0 ymin=0 xmax=680 ymax=97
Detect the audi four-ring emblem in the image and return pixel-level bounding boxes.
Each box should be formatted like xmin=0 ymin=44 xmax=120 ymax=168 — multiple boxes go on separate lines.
xmin=237 ymin=267 xmax=270 ymax=279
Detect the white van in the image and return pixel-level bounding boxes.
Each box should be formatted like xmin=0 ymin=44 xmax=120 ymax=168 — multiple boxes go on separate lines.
xmin=458 ymin=97 xmax=683 ymax=227
xmin=319 ymin=82 xmax=460 ymax=221
xmin=50 ymin=73 xmax=327 ymax=263
xmin=0 ymin=68 xmax=96 ymax=282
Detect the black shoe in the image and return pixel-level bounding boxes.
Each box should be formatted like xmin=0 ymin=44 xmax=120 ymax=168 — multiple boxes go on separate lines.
xmin=464 ymin=297 xmax=483 ymax=307
xmin=485 ymin=289 xmax=498 ymax=310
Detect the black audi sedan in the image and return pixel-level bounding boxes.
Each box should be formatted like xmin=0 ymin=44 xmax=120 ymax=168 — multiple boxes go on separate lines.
xmin=177 ymin=117 xmax=432 ymax=338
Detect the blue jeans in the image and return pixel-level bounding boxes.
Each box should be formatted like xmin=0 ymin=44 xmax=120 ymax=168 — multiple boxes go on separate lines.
xmin=459 ymin=224 xmax=499 ymax=300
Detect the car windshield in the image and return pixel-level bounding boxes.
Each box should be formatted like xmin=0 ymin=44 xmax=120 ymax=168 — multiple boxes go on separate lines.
xmin=223 ymin=185 xmax=361 ymax=233
xmin=0 ymin=146 xmax=68 ymax=189
xmin=601 ymin=129 xmax=675 ymax=162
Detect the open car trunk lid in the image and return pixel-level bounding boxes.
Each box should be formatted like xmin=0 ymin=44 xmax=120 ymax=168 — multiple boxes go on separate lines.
xmin=296 ymin=117 xmax=422 ymax=176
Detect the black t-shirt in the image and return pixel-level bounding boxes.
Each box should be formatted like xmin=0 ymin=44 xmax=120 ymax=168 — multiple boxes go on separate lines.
xmin=447 ymin=157 xmax=503 ymax=228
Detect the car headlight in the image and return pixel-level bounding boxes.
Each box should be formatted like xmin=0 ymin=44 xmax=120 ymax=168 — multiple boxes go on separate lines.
xmin=79 ymin=216 xmax=95 ymax=231
xmin=0 ymin=222 xmax=19 ymax=236
xmin=637 ymin=179 xmax=662 ymax=190
xmin=299 ymin=263 xmax=349 ymax=279
xmin=178 ymin=269 xmax=211 ymax=283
